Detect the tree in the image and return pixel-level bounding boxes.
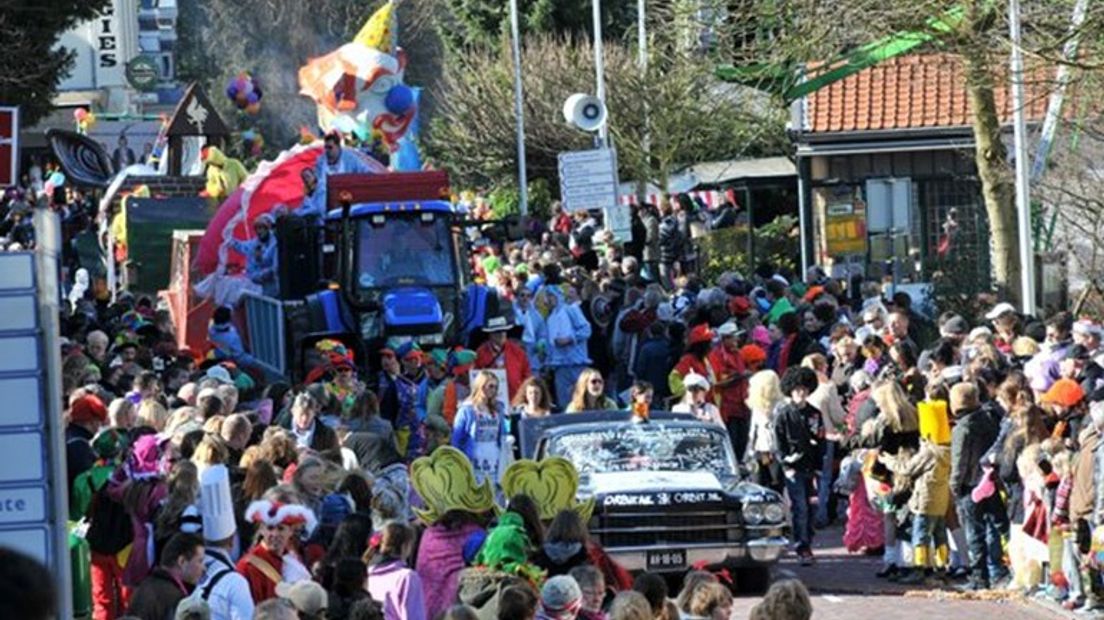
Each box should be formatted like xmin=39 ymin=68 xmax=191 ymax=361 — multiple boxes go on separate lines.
xmin=0 ymin=1 xmax=113 ymax=126
xmin=433 ymin=0 xmax=639 ymax=54
xmin=425 ymin=34 xmax=787 ymax=195
xmin=719 ymin=0 xmax=1104 ymax=304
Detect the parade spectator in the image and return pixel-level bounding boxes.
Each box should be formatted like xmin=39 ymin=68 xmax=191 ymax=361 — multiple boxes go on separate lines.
xmin=565 ymin=369 xmax=618 ymax=413
xmin=775 ymin=366 xmax=821 ymax=565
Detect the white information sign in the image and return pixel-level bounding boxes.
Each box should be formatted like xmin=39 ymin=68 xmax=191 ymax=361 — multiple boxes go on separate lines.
xmin=558 ymin=148 xmax=620 ymax=213
xmin=0 ymin=217 xmax=72 ymax=618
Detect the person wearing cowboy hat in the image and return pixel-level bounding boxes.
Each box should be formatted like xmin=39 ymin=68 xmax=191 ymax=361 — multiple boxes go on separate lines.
xmin=225 ymin=212 xmax=279 ymax=297
xmin=237 ymin=499 xmax=318 ymax=604
xmin=475 ymin=312 xmax=532 ymax=402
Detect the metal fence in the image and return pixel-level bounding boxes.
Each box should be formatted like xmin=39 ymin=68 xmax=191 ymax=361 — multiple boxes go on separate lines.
xmin=242 ymin=293 xmax=286 ymax=378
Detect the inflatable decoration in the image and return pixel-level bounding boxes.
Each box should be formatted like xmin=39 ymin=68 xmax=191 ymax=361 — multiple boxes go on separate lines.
xmin=410 ymin=447 xmax=496 ymax=524
xmin=193 ymin=142 xmax=385 ymax=276
xmin=226 ymin=72 xmax=263 ymax=114
xmin=297 ymin=1 xmax=416 ymax=151
xmin=45 ymin=129 xmax=117 ymax=188
xmin=500 ymin=457 xmax=595 ymax=522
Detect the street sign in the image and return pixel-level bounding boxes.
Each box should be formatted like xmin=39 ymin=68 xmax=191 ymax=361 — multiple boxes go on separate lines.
xmin=0 ymin=211 xmax=71 ymax=618
xmin=558 ymin=148 xmax=619 ymax=213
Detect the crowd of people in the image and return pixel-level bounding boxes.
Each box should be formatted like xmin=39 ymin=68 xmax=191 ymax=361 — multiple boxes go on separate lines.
xmin=8 ymin=134 xmax=1101 ymax=620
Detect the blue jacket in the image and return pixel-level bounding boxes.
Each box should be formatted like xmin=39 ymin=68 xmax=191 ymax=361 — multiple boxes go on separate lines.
xmin=297 ymin=189 xmax=327 ymax=225
xmin=208 ymin=322 xmax=256 ymax=366
xmin=314 ymin=148 xmax=375 ymax=213
xmin=544 ymin=301 xmax=592 ymax=368
xmin=229 ymin=234 xmax=278 ymax=297
xmin=450 ymin=402 xmax=508 ymax=464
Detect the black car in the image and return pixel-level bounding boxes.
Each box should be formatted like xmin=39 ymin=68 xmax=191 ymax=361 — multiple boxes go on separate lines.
xmin=519 ymin=411 xmax=788 ymax=589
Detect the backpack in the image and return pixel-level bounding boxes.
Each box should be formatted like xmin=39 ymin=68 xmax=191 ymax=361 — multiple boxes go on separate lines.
xmin=84 ymin=485 xmax=134 ymax=555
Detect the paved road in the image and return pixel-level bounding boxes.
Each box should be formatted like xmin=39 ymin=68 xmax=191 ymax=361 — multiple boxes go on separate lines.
xmin=728 ymin=525 xmax=1080 ymax=619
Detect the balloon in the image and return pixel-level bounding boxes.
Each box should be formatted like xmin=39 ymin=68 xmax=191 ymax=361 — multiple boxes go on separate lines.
xmin=44 ymin=182 xmax=55 ymax=196
xmin=241 ymin=129 xmax=256 ymax=142
xmin=246 ymin=91 xmax=260 ymax=105
xmin=226 ymin=84 xmax=239 ymax=100
xmin=73 ymin=108 xmax=88 ymax=121
xmin=385 ymin=84 xmax=415 ymax=116
xmin=48 ymin=171 xmax=66 ymax=187
xmin=245 ymin=102 xmax=261 ymax=115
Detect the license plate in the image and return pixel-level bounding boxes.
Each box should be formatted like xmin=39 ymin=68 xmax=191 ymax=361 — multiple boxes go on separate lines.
xmin=646 ymin=548 xmax=686 ymax=570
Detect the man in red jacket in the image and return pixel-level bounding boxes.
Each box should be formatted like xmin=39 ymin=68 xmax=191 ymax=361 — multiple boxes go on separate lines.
xmin=475 ymin=314 xmax=532 ymax=402
xmin=709 ymin=321 xmax=751 ymax=457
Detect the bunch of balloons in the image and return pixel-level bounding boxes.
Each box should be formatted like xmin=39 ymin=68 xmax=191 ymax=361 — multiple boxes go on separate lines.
xmin=43 ymin=171 xmax=66 ymax=197
xmin=241 ymin=129 xmax=265 ymax=158
xmin=225 ymin=72 xmax=263 ymax=115
xmin=73 ymin=108 xmax=97 ymax=134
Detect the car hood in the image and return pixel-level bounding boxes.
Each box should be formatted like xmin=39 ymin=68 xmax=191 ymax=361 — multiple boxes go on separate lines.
xmin=589 ymin=470 xmax=724 ymax=494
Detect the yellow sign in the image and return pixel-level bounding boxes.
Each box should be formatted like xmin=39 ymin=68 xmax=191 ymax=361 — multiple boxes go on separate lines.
xmin=825 ymin=214 xmax=866 ymax=256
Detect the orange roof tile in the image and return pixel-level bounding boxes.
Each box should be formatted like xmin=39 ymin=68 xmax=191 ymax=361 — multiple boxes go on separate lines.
xmin=804 ymin=53 xmax=1051 ymax=134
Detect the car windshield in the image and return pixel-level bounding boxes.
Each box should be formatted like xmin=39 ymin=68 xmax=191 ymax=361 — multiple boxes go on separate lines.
xmin=356 ymin=216 xmax=456 ymax=288
xmin=545 ymin=424 xmax=736 ymax=477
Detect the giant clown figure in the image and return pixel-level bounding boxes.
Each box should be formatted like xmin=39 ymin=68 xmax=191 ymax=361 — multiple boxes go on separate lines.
xmin=298 ymin=0 xmax=417 ymax=150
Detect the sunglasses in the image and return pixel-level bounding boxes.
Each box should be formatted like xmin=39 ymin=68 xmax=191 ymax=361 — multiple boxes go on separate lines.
xmin=589 ymin=379 xmax=604 ymax=385
xmin=336 ymin=367 xmax=353 ymax=374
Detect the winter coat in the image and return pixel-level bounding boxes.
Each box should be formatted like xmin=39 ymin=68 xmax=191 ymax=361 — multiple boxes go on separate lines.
xmin=658 ymin=216 xmax=683 ymax=264
xmin=416 ymin=522 xmax=485 ymax=620
xmin=125 ymin=567 xmax=188 ymax=620
xmin=475 ymin=339 xmax=532 ymax=402
xmin=899 ymin=441 xmax=951 ymax=517
xmin=367 ymin=559 xmax=427 ymax=620
xmin=949 ymin=406 xmax=999 ymax=498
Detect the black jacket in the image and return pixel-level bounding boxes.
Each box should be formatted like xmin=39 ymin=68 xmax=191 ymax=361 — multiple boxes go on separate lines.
xmin=950 ymin=406 xmax=999 ymax=497
xmin=772 ymin=402 xmax=819 ymax=473
xmin=65 ymin=424 xmax=96 ymax=492
xmin=658 ymin=216 xmax=683 ymax=264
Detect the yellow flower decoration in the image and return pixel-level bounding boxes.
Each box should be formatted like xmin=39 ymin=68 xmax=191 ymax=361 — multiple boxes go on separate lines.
xmin=410 ymin=446 xmax=496 ymax=524
xmin=500 ymin=457 xmax=595 ymax=522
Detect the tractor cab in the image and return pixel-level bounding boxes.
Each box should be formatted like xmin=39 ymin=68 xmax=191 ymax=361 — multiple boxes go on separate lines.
xmin=326 ymin=200 xmax=468 ymax=346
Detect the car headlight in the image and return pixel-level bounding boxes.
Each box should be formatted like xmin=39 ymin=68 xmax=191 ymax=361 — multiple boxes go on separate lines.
xmin=763 ymin=502 xmax=785 ymax=523
xmin=742 ymin=503 xmax=765 ymax=525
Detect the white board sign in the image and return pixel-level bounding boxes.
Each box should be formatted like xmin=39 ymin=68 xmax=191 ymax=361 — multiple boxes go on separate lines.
xmin=558 ymin=148 xmax=620 ymax=213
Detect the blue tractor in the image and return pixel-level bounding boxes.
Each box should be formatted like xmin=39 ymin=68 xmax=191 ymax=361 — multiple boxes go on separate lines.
xmin=242 ymin=171 xmax=512 ymax=382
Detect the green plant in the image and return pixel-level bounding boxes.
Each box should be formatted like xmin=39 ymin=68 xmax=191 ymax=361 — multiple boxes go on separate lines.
xmin=698 ymin=215 xmax=799 ymax=282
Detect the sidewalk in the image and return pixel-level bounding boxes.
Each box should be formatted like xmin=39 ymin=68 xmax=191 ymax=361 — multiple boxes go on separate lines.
xmin=764 ymin=524 xmax=1082 ymax=619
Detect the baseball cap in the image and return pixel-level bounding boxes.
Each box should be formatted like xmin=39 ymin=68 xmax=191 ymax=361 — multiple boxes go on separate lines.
xmin=275 ymin=580 xmax=328 ymax=616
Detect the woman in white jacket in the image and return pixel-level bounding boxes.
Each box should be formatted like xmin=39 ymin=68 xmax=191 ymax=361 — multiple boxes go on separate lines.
xmin=745 ymin=370 xmax=784 ymax=491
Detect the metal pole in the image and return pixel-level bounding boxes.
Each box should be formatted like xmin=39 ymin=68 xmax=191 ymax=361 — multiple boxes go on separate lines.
xmin=1009 ymin=0 xmax=1036 ymax=314
xmin=509 ymin=0 xmax=529 ymax=216
xmin=636 ymin=0 xmax=648 ymax=201
xmin=593 ymin=0 xmax=609 ymax=145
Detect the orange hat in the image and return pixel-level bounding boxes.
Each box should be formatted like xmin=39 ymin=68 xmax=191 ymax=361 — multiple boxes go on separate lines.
xmin=739 ymin=344 xmax=767 ymax=365
xmin=803 ymin=285 xmax=826 ymax=303
xmin=70 ymin=395 xmax=108 ymax=425
xmin=1042 ymin=378 xmax=1084 ymax=408
xmin=688 ymin=323 xmax=714 ymax=346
